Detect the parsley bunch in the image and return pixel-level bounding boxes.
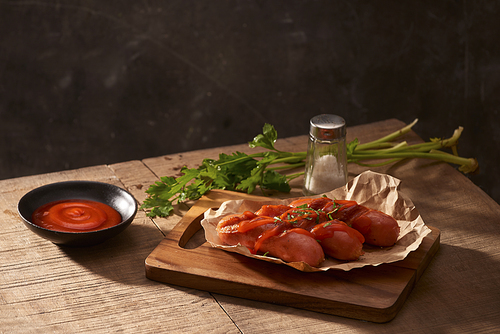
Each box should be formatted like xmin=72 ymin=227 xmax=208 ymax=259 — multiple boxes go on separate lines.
xmin=140 ymin=124 xmax=306 ymax=217
xmin=141 ymin=120 xmax=478 ymax=217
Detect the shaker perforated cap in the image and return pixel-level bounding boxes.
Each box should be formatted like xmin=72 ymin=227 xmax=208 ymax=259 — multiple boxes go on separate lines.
xmin=309 ymin=114 xmax=346 ymax=140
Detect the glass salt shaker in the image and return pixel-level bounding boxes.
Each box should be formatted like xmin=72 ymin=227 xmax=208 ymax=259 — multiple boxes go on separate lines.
xmin=303 ymin=114 xmax=348 ymax=195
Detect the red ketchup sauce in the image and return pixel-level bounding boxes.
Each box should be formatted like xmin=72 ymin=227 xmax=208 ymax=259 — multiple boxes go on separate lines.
xmin=32 ymin=199 xmax=122 ymax=232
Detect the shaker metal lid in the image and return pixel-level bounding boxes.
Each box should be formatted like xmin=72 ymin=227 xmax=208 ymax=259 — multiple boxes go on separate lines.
xmin=309 ymin=114 xmax=346 ymax=140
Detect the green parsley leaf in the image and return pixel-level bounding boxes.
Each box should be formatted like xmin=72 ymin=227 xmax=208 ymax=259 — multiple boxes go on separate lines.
xmin=248 ymin=123 xmax=278 ymax=151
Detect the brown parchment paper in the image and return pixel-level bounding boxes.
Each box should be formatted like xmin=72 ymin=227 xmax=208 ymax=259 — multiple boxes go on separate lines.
xmin=201 ymin=170 xmax=432 ymax=272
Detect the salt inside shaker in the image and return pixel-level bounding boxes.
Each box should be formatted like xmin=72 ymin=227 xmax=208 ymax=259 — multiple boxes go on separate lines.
xmin=303 ymin=114 xmax=347 ymax=195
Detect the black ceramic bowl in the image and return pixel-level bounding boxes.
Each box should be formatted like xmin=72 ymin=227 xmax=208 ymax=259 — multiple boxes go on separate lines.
xmin=18 ymin=181 xmax=138 ymax=247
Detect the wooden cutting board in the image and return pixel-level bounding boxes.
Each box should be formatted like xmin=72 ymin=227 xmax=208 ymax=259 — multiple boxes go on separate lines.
xmin=145 ymin=190 xmax=440 ymax=323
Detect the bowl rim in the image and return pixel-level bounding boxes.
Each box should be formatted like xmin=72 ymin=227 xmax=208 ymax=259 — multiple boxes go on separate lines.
xmin=17 ymin=180 xmax=138 ymax=235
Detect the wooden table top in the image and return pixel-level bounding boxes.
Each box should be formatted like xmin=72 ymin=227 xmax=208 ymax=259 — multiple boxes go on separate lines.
xmin=1 ymin=119 xmax=499 ymax=333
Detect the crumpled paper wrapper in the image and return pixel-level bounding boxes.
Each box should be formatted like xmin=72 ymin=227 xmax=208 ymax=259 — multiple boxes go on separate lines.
xmin=201 ymin=170 xmax=432 ymax=272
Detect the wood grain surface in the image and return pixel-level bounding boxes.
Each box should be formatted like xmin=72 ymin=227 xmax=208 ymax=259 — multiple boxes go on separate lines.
xmin=0 ymin=165 xmax=237 ymax=333
xmin=1 ymin=119 xmax=499 ymax=333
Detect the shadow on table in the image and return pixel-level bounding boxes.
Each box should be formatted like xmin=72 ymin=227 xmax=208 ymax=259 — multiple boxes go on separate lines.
xmin=57 ymin=220 xmax=165 ymax=286
xmin=200 ymin=243 xmax=500 ymax=331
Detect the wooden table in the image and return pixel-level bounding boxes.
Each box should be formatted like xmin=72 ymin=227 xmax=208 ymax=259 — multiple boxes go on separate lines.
xmin=1 ymin=119 xmax=499 ymax=333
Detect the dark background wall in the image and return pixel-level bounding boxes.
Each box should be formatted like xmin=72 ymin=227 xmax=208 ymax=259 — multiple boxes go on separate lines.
xmin=1 ymin=0 xmax=499 ymax=203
